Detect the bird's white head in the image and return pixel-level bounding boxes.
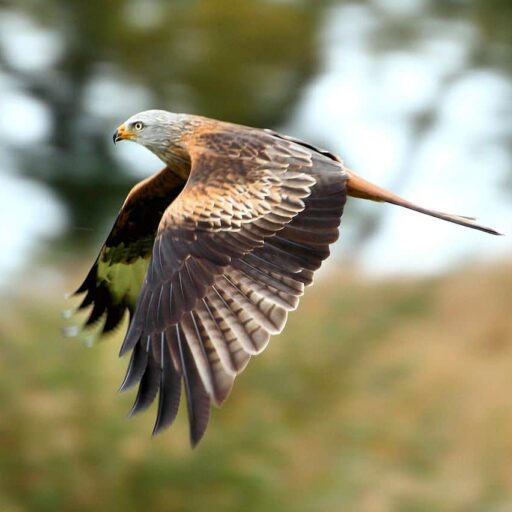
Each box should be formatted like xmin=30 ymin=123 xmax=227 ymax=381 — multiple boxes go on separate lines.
xmin=113 ymin=110 xmax=186 ymax=163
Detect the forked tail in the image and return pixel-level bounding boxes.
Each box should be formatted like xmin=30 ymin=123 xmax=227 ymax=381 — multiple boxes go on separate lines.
xmin=345 ymin=170 xmax=502 ymax=236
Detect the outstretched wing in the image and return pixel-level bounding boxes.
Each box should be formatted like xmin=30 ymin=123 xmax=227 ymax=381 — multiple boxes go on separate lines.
xmin=70 ymin=168 xmax=185 ymax=338
xmin=120 ymin=126 xmax=348 ymax=445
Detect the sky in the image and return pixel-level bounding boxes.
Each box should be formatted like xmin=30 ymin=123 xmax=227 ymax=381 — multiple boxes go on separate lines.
xmin=287 ymin=3 xmax=511 ymax=274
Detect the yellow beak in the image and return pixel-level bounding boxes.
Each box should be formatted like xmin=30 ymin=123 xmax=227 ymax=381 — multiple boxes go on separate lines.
xmin=113 ymin=124 xmax=135 ymax=144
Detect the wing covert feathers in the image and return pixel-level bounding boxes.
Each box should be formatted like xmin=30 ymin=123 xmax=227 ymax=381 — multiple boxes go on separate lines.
xmin=117 ymin=127 xmax=348 ymax=445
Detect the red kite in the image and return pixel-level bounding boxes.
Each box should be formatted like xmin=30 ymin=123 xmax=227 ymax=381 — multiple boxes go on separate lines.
xmin=72 ymin=110 xmax=499 ymax=445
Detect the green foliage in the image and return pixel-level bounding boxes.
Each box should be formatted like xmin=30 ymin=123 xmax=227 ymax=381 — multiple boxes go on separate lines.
xmin=2 ymin=0 xmax=511 ymax=253
xmin=1 ymin=0 xmax=323 ymax=245
xmin=2 ymin=265 xmax=512 ymax=511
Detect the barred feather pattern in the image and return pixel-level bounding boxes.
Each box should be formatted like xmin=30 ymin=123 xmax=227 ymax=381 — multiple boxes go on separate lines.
xmin=72 ymin=121 xmax=349 ymax=446
xmin=72 ymin=112 xmax=499 ymax=446
xmin=119 ymin=144 xmax=348 ymax=446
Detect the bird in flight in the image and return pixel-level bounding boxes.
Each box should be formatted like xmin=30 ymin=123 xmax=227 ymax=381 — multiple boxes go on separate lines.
xmin=71 ymin=110 xmax=500 ymax=446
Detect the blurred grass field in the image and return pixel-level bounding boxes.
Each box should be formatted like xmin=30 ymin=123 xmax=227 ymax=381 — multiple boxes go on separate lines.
xmin=1 ymin=262 xmax=511 ymax=512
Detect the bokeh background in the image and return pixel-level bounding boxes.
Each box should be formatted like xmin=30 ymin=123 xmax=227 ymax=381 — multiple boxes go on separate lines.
xmin=1 ymin=0 xmax=511 ymax=510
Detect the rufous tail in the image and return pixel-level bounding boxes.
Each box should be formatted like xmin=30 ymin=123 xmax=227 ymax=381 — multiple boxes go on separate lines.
xmin=345 ymin=169 xmax=502 ymax=236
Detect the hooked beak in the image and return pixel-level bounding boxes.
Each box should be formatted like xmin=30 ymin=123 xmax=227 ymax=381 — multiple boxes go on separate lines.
xmin=113 ymin=124 xmax=134 ymax=144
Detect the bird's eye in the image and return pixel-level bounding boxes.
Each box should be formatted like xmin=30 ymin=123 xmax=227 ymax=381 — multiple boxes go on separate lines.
xmin=133 ymin=121 xmax=144 ymax=131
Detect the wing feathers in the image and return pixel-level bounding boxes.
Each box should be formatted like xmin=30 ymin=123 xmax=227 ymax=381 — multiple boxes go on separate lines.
xmin=206 ymin=288 xmax=256 ymax=365
xmin=176 ymin=325 xmax=211 ymax=446
xmin=152 ymin=334 xmax=181 ymax=435
xmin=195 ymin=299 xmax=238 ymax=375
xmin=74 ymin=126 xmax=350 ymax=445
xmin=129 ymin=336 xmax=160 ymax=415
xmin=119 ymin=336 xmax=149 ymax=392
xmin=180 ymin=312 xmax=216 ymax=398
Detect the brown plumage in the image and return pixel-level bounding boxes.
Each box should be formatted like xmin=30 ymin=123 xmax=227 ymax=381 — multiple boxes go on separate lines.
xmin=71 ymin=110 xmax=500 ymax=446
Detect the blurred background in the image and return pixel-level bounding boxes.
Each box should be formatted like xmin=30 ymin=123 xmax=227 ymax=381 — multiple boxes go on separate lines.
xmin=0 ymin=0 xmax=511 ymax=510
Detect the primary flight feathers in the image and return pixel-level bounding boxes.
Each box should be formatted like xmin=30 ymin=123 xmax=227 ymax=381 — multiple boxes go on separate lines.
xmin=69 ymin=110 xmax=500 ymax=446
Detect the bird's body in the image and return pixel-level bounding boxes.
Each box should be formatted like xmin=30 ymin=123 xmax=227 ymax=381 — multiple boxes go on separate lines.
xmin=72 ymin=110 xmax=499 ymax=445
